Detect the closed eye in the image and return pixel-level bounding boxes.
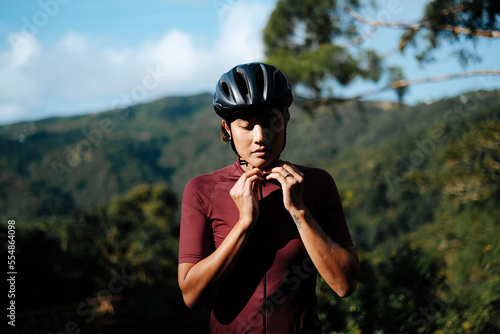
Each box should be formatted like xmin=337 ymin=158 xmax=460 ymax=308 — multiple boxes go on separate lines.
xmin=235 ymin=121 xmax=253 ymax=130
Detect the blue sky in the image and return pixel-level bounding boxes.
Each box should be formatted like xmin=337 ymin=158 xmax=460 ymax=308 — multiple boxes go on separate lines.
xmin=1 ymin=0 xmax=499 ymax=125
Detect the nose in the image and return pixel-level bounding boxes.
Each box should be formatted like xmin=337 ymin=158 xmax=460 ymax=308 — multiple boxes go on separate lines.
xmin=253 ymin=124 xmax=267 ymax=144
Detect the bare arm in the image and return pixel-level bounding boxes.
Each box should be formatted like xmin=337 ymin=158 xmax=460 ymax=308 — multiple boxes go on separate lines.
xmin=290 ymin=209 xmax=359 ymax=297
xmin=178 ymin=218 xmax=254 ymax=309
xmin=266 ymin=162 xmax=360 ymax=297
xmin=178 ymin=169 xmax=263 ymax=309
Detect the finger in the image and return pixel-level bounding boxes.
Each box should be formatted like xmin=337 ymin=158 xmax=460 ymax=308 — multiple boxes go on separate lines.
xmin=282 ymin=161 xmax=298 ymax=172
xmin=265 ymin=171 xmax=289 ymax=186
xmin=281 ymin=161 xmax=300 ymax=173
xmin=246 ymin=174 xmax=263 ymax=187
xmin=235 ymin=169 xmax=263 ymax=187
xmin=231 ymin=172 xmax=262 ymax=198
xmin=280 ymin=162 xmax=303 ymax=181
xmin=243 ymin=174 xmax=263 ymax=194
xmin=252 ymin=177 xmax=261 ymax=198
xmin=268 ymin=167 xmax=295 ymax=181
xmin=248 ymin=168 xmax=264 ymax=176
xmin=259 ymin=159 xmax=283 ymax=173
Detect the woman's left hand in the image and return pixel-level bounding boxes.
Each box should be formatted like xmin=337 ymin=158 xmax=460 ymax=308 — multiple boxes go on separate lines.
xmin=265 ymin=161 xmax=305 ymax=213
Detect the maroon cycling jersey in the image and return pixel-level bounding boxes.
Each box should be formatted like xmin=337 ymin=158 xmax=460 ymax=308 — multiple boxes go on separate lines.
xmin=179 ymin=161 xmax=354 ymax=333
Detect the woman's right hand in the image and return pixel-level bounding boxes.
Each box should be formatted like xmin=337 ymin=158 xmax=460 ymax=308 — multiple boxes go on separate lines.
xmin=229 ymin=169 xmax=264 ymax=226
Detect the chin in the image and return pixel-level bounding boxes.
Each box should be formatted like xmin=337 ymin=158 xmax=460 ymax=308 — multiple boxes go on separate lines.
xmin=250 ymin=158 xmax=275 ymax=170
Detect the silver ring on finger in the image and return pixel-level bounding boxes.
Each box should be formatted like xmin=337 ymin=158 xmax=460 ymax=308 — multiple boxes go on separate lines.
xmin=284 ymin=173 xmax=293 ymax=178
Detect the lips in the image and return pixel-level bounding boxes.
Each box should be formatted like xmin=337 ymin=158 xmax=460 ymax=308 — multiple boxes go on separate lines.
xmin=252 ymin=148 xmax=271 ymax=156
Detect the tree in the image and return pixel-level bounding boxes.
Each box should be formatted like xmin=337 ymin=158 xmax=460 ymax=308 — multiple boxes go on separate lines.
xmin=264 ymin=0 xmax=383 ymax=111
xmin=370 ymin=0 xmax=500 ymax=65
xmin=263 ymin=0 xmax=500 ymax=110
xmin=68 ymin=183 xmax=179 ymax=285
xmin=316 ymin=242 xmax=448 ymax=333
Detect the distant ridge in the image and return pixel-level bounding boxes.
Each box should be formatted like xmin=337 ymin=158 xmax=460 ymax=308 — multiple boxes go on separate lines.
xmin=1 ymin=90 xmax=498 ymax=222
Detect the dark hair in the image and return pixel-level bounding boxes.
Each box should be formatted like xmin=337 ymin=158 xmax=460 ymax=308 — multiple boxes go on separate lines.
xmin=220 ymin=124 xmax=231 ymax=143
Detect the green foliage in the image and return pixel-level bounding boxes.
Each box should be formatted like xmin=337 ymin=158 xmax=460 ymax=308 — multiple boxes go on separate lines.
xmin=0 ymin=93 xmax=232 ymax=221
xmin=264 ymin=0 xmax=349 ymax=54
xmin=318 ymin=241 xmax=447 ymax=334
xmin=398 ymin=199 xmax=500 ymax=334
xmin=2 ymin=89 xmax=500 ymax=332
xmin=317 ymin=198 xmax=500 ymax=333
xmin=434 ymin=119 xmax=500 ymax=206
xmin=389 ymin=66 xmax=408 ymax=104
xmin=313 ymin=90 xmax=500 ymax=333
xmin=263 ymin=0 xmax=383 ymax=102
xmin=413 ymin=0 xmax=500 ymax=66
xmin=263 ymin=0 xmax=500 ymax=108
xmin=0 ymin=183 xmax=207 ymax=332
xmin=66 ymin=183 xmax=179 ymax=284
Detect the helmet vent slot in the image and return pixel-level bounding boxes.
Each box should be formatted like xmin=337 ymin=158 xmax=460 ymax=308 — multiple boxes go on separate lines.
xmin=221 ymin=81 xmax=231 ymax=97
xmin=235 ymin=71 xmax=249 ymax=97
xmin=255 ymin=65 xmax=265 ymax=95
xmin=273 ymin=70 xmax=282 ymax=91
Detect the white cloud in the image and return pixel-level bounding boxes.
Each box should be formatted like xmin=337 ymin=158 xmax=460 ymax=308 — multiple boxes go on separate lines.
xmin=0 ymin=1 xmax=273 ymax=125
xmin=0 ymin=35 xmax=43 ymax=124
xmin=57 ymin=31 xmax=88 ymax=54
xmin=216 ymin=2 xmax=268 ymax=63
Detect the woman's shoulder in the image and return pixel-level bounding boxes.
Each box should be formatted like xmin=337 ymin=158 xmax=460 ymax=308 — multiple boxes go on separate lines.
xmin=185 ymin=162 xmax=240 ymax=191
xmin=296 ymin=164 xmax=335 ymax=181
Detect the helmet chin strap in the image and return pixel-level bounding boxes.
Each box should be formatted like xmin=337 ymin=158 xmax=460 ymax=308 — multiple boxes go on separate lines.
xmin=229 ymin=133 xmax=249 ymax=167
xmin=239 ymin=157 xmax=249 ymax=167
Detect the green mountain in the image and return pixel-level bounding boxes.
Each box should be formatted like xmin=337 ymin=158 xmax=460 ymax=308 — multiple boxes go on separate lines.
xmin=0 ymin=94 xmax=230 ymax=220
xmin=1 ymin=91 xmax=499 ymax=228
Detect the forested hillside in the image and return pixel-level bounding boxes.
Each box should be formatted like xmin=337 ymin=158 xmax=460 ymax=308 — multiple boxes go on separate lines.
xmin=0 ymin=93 xmax=232 ymax=220
xmin=1 ymin=89 xmax=499 ymax=333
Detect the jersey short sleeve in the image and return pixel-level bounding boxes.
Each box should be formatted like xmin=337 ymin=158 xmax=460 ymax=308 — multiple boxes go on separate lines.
xmin=304 ymin=167 xmax=354 ymax=249
xmin=178 ymin=176 xmax=214 ymax=264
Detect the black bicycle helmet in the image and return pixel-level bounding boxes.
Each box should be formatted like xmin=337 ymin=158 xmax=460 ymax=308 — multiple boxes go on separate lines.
xmin=213 ymin=62 xmax=293 ymax=119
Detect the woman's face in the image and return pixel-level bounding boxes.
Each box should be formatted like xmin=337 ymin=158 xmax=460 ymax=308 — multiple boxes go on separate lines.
xmin=223 ymin=109 xmax=288 ymax=171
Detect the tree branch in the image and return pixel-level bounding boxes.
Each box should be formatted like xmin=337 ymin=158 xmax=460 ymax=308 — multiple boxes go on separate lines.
xmin=345 ymin=5 xmax=500 ymax=38
xmin=388 ymin=70 xmax=500 ymax=89
xmin=344 ymin=6 xmax=421 ymax=29
xmin=296 ymin=70 xmax=500 ymax=107
xmin=431 ymin=24 xmax=500 ymax=38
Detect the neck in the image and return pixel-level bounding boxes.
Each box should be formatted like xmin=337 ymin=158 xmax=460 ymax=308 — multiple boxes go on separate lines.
xmin=238 ymin=157 xmax=281 ymax=173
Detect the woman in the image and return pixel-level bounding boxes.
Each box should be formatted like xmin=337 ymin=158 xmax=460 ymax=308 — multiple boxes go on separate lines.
xmin=178 ymin=62 xmax=359 ymax=333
